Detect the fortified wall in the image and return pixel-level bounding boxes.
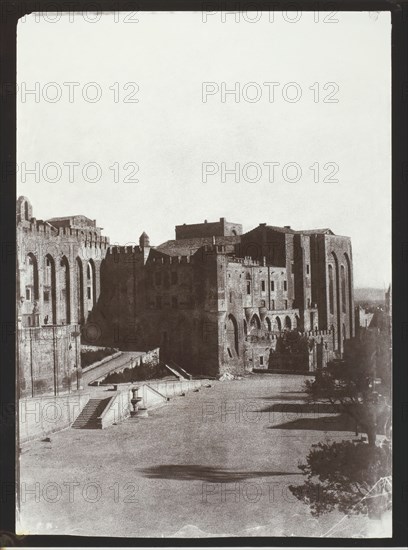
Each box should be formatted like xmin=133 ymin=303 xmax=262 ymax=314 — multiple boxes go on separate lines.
xmin=17 ymin=197 xmax=109 ymax=397
xmin=17 ymin=199 xmax=355 ymax=386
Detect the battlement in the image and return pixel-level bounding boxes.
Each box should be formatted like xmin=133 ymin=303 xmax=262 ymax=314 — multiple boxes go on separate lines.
xmin=304 ymin=328 xmax=332 ymax=337
xmin=17 ymin=197 xmax=109 ymax=247
xmin=228 ymin=256 xmax=261 ymax=267
xmin=107 ymin=248 xmax=194 ymax=264
xmin=151 ymin=255 xmax=192 ymax=265
xmin=198 ymin=244 xmax=262 ymax=265
xmin=20 ymin=217 xmax=110 ymax=246
xmin=108 ymin=245 xmax=141 ymax=255
xmin=23 ymin=218 xmax=58 ymax=236
xmin=245 ymin=328 xmax=333 ymax=343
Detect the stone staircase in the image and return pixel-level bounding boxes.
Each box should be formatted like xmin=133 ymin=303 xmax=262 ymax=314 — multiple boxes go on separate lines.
xmin=71 ymin=397 xmax=112 ymax=429
xmin=164 ymin=361 xmax=192 ymax=380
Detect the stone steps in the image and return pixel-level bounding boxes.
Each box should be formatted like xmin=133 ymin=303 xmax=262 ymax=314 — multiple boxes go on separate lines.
xmin=165 ymin=361 xmax=192 ymax=380
xmin=71 ymin=397 xmax=112 ymax=429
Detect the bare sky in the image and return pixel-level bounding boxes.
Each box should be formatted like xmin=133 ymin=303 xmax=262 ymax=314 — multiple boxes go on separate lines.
xmin=17 ymin=10 xmax=391 ymax=288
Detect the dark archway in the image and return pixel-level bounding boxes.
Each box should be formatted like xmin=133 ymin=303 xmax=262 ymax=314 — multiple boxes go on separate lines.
xmin=344 ymin=253 xmax=353 ymax=337
xmin=87 ymin=259 xmax=97 ymax=314
xmin=25 ymin=253 xmax=39 ymax=302
xmin=275 ymin=316 xmax=282 ymax=332
xmin=44 ymin=254 xmax=56 ymax=324
xmin=328 ymin=264 xmax=334 ymax=315
xmin=250 ymin=314 xmax=261 ymax=330
xmin=60 ymin=256 xmax=71 ymax=324
xmin=341 ymin=265 xmax=346 ymax=313
xmin=76 ymin=257 xmax=84 ymax=324
xmin=331 ymin=252 xmax=341 ymax=350
xmin=285 ymin=315 xmax=292 ymax=329
xmin=226 ymin=314 xmax=239 ymax=356
xmin=265 ymin=317 xmax=272 ymax=331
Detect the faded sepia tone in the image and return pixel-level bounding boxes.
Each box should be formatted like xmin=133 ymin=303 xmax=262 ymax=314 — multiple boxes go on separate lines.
xmin=16 ymin=11 xmax=392 ymax=539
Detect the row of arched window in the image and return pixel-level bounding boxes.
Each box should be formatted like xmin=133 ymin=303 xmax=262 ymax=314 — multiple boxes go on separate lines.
xmin=226 ymin=312 xmax=299 ymax=359
xmin=328 ymin=253 xmax=352 ymax=315
xmin=243 ymin=313 xmax=295 ymax=334
xmin=24 ymin=253 xmax=96 ymax=325
xmin=328 ymin=252 xmax=353 ymax=348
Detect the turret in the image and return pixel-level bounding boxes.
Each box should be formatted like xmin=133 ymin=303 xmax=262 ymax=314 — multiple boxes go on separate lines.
xmin=139 ymin=231 xmax=150 ymax=248
xmin=16 ymin=196 xmax=33 ymax=224
xmin=139 ymin=231 xmax=150 ymax=264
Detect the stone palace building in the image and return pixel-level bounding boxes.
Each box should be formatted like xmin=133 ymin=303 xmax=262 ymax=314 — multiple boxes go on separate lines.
xmin=17 ymin=196 xmax=355 ymax=395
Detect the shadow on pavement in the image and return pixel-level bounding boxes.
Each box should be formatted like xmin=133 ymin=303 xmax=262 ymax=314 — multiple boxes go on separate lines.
xmin=257 ymin=402 xmax=340 ymax=413
xmin=269 ymin=413 xmax=355 ymax=432
xmin=138 ymin=465 xmax=300 ymax=482
xmin=256 ymin=395 xmax=309 ymax=401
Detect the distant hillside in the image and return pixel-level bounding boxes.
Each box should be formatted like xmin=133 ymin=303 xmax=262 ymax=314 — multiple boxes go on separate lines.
xmin=354 ymin=288 xmax=386 ymax=303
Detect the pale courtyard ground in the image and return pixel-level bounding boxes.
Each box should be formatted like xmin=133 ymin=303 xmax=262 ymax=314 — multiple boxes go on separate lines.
xmin=18 ymin=374 xmax=391 ymax=538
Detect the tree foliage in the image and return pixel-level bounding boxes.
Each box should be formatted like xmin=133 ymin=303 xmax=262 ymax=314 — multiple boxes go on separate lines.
xmin=304 ymin=333 xmax=391 ymax=446
xmin=275 ymin=330 xmax=310 ymax=354
xmin=289 ymin=439 xmax=391 ymax=518
xmin=289 ymin=329 xmax=392 ymax=518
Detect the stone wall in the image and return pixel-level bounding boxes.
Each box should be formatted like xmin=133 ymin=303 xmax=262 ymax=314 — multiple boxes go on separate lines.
xmin=87 ymin=244 xmax=223 ymax=377
xmin=17 ymin=196 xmax=109 ymax=328
xmin=18 ymin=197 xmax=354 ymax=380
xmin=243 ymin=329 xmax=335 ymax=372
xmin=310 ymin=233 xmax=355 ymax=352
xmin=86 ymin=237 xmax=351 ymax=377
xmin=17 ymin=325 xmax=81 ymax=398
xmin=19 ymin=392 xmax=90 ymax=442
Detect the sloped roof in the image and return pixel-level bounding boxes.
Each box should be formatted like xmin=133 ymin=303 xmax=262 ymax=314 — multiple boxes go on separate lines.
xmin=46 ymin=214 xmax=96 ymax=227
xmin=156 ymin=235 xmax=240 ymax=256
xmin=246 ymin=225 xmax=334 ymax=236
xmin=298 ymin=228 xmax=334 ymax=235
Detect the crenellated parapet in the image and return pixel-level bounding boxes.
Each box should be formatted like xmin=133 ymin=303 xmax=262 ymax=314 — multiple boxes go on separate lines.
xmin=244 ymin=328 xmax=333 ymax=343
xmin=108 ymin=245 xmax=141 ymax=255
xmin=22 ymin=219 xmax=58 ymax=236
xmin=153 ymin=255 xmax=192 ymax=265
xmin=20 ymin=218 xmax=110 ymax=248
xmin=228 ymin=256 xmax=261 ymax=267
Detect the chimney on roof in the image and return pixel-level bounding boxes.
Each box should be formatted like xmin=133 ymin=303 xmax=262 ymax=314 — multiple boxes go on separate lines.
xmin=259 ymin=223 xmax=266 ymax=226
xmin=204 ymin=219 xmax=207 ymax=223
xmin=284 ymin=225 xmax=291 ymax=229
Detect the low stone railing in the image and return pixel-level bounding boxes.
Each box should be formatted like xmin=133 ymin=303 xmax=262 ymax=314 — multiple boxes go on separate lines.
xmin=81 ymin=351 xmax=123 ymax=373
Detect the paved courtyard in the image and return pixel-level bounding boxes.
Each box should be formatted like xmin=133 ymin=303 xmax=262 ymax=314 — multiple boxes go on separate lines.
xmin=18 ymin=374 xmax=389 ymax=538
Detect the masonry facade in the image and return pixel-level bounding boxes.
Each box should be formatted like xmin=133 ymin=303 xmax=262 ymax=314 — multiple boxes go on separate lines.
xmin=17 ymin=197 xmax=355 ymax=392
xmin=16 ymin=196 xmax=109 ymax=396
xmin=88 ymin=218 xmax=354 ymax=377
